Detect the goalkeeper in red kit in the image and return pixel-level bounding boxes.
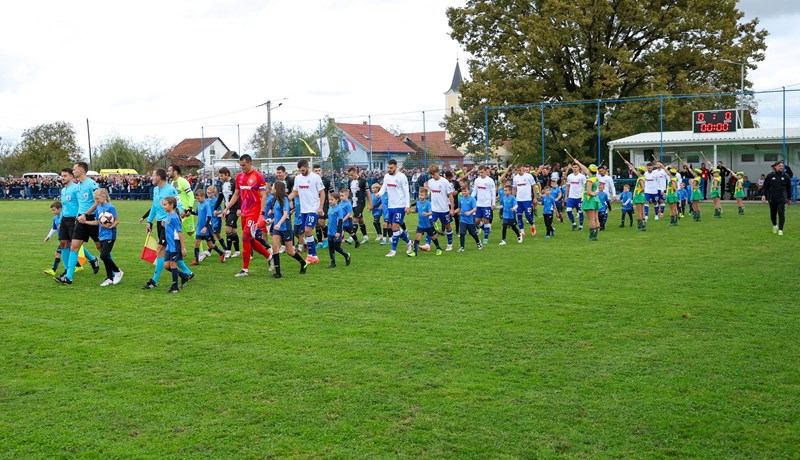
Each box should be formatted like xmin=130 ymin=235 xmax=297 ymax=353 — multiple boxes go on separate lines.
xmin=221 ymin=154 xmax=272 ymax=277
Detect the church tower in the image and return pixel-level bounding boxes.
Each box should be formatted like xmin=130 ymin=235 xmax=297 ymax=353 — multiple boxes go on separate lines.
xmin=444 ymin=61 xmax=463 ymax=141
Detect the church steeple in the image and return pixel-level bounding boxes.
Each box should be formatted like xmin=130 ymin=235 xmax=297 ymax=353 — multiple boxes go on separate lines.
xmin=446 ymin=60 xmax=463 ymax=94
xmin=445 ymin=60 xmax=463 ymax=141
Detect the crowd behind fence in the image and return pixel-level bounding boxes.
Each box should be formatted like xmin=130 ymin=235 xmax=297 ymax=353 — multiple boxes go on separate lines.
xmin=4 ymin=163 xmax=797 ymax=202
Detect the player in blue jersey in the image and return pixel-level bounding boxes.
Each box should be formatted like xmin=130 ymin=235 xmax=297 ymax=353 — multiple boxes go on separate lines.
xmin=369 ymin=183 xmax=384 ymax=243
xmin=191 ymin=189 xmax=225 ymax=265
xmin=339 ymin=188 xmax=361 ymax=248
xmin=597 ymin=182 xmax=611 ymax=231
xmin=408 ymin=188 xmax=442 ymax=257
xmin=55 ymin=162 xmax=101 ymax=285
xmin=292 ymin=194 xmax=304 ymax=253
xmin=206 ymin=185 xmax=229 ymax=259
xmin=549 ymin=179 xmax=564 ymax=223
xmin=142 ymin=168 xmax=192 ymax=290
xmin=380 ymin=185 xmax=391 ymax=244
xmin=325 ymin=192 xmax=351 ymax=268
xmin=619 ymin=184 xmax=634 ymax=227
xmin=499 ymin=185 xmax=521 ymax=245
xmin=267 ymin=181 xmax=308 ymax=278
xmin=43 ymin=201 xmax=64 ymax=276
xmin=541 ymin=186 xmax=556 ymax=238
xmin=162 ymin=196 xmax=192 ymax=294
xmin=455 ymin=180 xmax=482 ymax=252
xmin=85 ymin=188 xmax=123 ymax=286
xmin=677 ymin=182 xmax=688 ymax=218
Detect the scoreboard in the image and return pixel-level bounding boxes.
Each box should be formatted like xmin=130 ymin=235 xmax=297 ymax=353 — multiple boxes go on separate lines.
xmin=692 ymin=110 xmax=737 ymax=133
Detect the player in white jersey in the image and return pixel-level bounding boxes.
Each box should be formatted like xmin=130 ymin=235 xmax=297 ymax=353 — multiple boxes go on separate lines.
xmin=375 ymin=159 xmax=411 ymax=257
xmin=597 ymin=165 xmax=617 ymax=200
xmin=655 ymin=164 xmax=669 ymax=218
xmin=643 ymin=164 xmax=660 ymax=220
xmin=512 ymin=164 xmax=537 ymax=237
xmin=472 ymin=165 xmax=497 ymax=244
xmin=565 ymin=163 xmax=586 ymax=231
xmin=288 ymin=159 xmax=325 ymax=263
xmin=426 ymin=164 xmax=456 ymax=250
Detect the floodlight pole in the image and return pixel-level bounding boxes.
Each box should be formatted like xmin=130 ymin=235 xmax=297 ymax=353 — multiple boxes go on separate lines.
xmin=721 ymin=59 xmax=745 ymax=129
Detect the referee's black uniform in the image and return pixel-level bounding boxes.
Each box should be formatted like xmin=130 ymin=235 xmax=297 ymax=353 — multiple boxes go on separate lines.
xmin=763 ymin=163 xmax=793 ymax=231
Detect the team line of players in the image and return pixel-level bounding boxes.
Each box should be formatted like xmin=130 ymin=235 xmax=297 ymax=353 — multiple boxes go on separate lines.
xmin=47 ymin=155 xmax=743 ymax=292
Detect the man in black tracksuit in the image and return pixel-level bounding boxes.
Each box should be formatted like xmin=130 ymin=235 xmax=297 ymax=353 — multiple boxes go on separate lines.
xmin=761 ymin=161 xmax=793 ymax=235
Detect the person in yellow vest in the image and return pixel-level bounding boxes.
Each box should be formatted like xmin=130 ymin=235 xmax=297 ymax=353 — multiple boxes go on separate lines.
xmin=168 ymin=165 xmax=196 ymax=236
xmin=709 ymin=168 xmax=723 ymax=218
xmin=658 ymin=162 xmax=680 ymax=226
xmin=721 ymin=165 xmax=746 ymax=215
xmin=573 ymin=159 xmax=600 ymax=240
xmin=622 ymin=159 xmax=648 ymax=231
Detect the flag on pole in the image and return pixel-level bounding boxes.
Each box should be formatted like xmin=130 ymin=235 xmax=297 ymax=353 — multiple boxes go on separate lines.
xmin=342 ymin=138 xmax=356 ymax=152
xmin=299 ymin=138 xmax=318 ymax=156
xmin=316 ymin=137 xmax=331 ymax=159
xmin=141 ymin=232 xmax=159 ymax=264
xmin=78 ymin=245 xmax=88 ymax=267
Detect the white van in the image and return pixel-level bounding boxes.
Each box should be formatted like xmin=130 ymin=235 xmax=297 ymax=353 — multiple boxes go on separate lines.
xmin=22 ymin=172 xmax=60 ymax=180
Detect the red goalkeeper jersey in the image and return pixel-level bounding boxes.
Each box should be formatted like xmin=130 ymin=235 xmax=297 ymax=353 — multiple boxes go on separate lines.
xmin=236 ymin=169 xmax=266 ymax=217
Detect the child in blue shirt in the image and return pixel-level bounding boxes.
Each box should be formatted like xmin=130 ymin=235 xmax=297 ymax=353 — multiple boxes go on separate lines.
xmin=597 ymin=182 xmax=611 ymax=231
xmin=370 ymin=183 xmax=383 ymax=243
xmin=677 ymin=182 xmax=688 ymax=218
xmin=293 ymin=195 xmax=304 ymax=251
xmin=269 ymin=181 xmax=308 ymax=278
xmin=499 ymin=185 xmax=520 ymax=244
xmin=192 ymin=189 xmax=225 ymax=264
xmin=162 ymin=196 xmax=191 ymax=293
xmin=619 ymin=184 xmax=633 ymax=227
xmin=379 ymin=185 xmax=390 ymax=244
xmin=206 ymin=186 xmax=228 ymax=255
xmin=455 ymin=180 xmax=482 ymax=252
xmin=43 ymin=201 xmax=64 ymax=276
xmin=325 ymin=192 xmax=351 ymax=268
xmin=86 ymin=188 xmax=123 ymax=286
xmin=339 ymin=189 xmax=360 ymax=248
xmin=408 ymin=188 xmax=442 ymax=257
xmin=549 ymin=180 xmax=564 ymax=223
xmin=541 ymin=186 xmax=556 ymax=238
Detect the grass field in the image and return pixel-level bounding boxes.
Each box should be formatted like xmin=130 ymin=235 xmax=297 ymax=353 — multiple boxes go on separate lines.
xmin=1 ymin=199 xmax=799 ymax=458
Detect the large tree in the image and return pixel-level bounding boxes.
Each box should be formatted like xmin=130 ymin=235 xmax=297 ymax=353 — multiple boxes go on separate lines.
xmin=92 ymin=135 xmax=147 ymax=173
xmin=2 ymin=122 xmax=83 ymax=175
xmin=445 ymin=0 xmax=768 ymax=164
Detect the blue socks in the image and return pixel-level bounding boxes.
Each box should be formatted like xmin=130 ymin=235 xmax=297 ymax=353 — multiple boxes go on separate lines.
xmin=65 ymin=250 xmax=79 ymax=280
xmin=579 ymin=212 xmax=584 ymax=225
xmin=567 ymin=211 xmax=575 ymax=224
xmin=177 ymin=260 xmax=193 ymax=275
xmin=153 ymin=257 xmax=164 ymax=282
xmin=446 ymin=231 xmax=453 ymax=245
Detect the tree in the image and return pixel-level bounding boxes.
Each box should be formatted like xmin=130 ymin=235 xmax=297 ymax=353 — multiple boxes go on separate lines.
xmin=93 ymin=135 xmax=147 ymax=173
xmin=445 ymin=0 xmax=768 ymax=164
xmin=247 ymin=116 xmax=349 ymax=167
xmin=2 ymin=122 xmax=83 ymax=175
xmin=0 ymin=137 xmax=17 ymax=176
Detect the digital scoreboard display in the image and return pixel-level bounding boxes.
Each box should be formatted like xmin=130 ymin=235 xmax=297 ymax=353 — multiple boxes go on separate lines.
xmin=693 ymin=110 xmax=737 ymax=133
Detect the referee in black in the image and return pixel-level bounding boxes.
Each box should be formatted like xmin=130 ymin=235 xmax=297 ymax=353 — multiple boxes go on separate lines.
xmin=761 ymin=160 xmax=793 ymax=236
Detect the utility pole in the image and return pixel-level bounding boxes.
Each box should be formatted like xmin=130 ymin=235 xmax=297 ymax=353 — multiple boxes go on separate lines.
xmin=266 ymin=100 xmax=272 ymax=159
xmin=86 ymin=118 xmax=93 ymax=165
xmin=257 ymin=98 xmax=286 ymax=158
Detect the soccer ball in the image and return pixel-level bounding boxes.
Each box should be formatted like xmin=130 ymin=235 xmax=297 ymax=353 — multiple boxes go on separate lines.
xmin=99 ymin=212 xmax=114 ymax=226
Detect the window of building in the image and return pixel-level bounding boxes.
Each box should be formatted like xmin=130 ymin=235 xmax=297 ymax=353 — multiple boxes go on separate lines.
xmin=763 ymin=153 xmax=778 ymax=163
xmin=686 ymin=155 xmax=700 ymax=163
xmin=740 ymin=153 xmax=755 ymax=163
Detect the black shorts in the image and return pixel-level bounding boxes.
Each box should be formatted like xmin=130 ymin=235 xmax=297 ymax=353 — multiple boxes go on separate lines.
xmin=155 ymin=220 xmax=167 ymax=246
xmin=271 ymin=227 xmax=293 ymax=242
xmin=353 ymin=204 xmax=365 ymax=219
xmin=73 ymin=215 xmax=99 ymax=242
xmin=58 ymin=217 xmax=76 ymax=241
xmin=165 ymin=249 xmax=183 ymax=262
xmin=225 ymin=211 xmax=238 ymax=229
xmin=416 ymin=227 xmax=435 ymax=236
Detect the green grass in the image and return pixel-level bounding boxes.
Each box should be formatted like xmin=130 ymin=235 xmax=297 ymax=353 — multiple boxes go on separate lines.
xmin=1 ymin=199 xmax=799 ymax=458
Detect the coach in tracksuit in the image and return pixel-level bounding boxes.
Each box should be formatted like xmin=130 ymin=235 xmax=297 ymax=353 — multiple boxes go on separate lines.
xmin=761 ymin=161 xmax=793 ymax=235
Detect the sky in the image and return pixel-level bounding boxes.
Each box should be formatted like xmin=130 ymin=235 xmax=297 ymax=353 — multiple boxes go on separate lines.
xmin=1 ymin=0 xmax=798 ymax=157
